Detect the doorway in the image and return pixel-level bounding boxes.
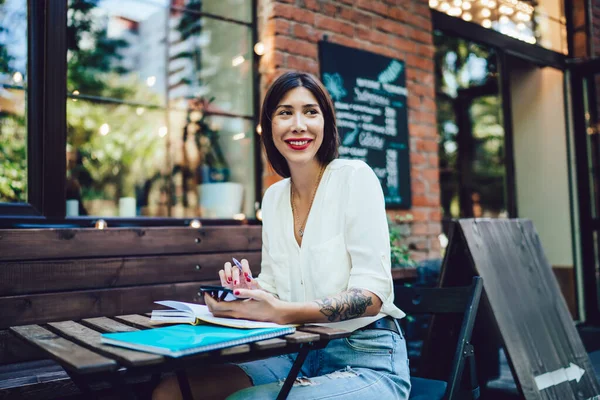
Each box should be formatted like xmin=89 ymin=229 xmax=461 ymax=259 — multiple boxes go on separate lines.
xmin=571 ymin=58 xmax=600 ymax=324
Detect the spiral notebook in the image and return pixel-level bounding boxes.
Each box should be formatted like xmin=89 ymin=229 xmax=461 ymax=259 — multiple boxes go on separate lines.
xmin=101 ymin=324 xmax=295 ymax=358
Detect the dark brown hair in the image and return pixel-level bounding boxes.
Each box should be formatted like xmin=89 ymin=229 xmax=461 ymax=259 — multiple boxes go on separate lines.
xmin=260 ymin=71 xmax=339 ymax=178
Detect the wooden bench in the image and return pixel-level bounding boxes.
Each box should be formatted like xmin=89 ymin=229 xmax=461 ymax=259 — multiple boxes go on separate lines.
xmin=0 ymin=225 xmax=263 ymax=398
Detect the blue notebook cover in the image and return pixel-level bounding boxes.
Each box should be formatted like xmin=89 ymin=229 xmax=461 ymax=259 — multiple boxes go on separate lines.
xmin=100 ymin=324 xmax=296 ymax=358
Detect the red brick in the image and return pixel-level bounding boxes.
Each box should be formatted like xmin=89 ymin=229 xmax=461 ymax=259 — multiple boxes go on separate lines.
xmin=356 ymin=0 xmax=389 ymax=16
xmin=315 ymin=15 xmax=355 ymax=36
xmin=417 ymin=44 xmax=435 ymax=58
xmin=293 ymin=23 xmax=322 ymax=43
xmin=265 ymin=18 xmax=292 ymax=36
xmin=273 ymin=3 xmax=315 ymax=24
xmin=323 ymin=2 xmax=340 ymax=15
xmin=427 ymin=222 xmax=442 ymax=235
xmin=406 ymin=54 xmax=435 ymax=72
xmin=286 ymin=54 xmax=319 ymax=73
xmin=410 ymin=152 xmax=426 ymax=165
xmin=410 ymin=208 xmax=429 ymax=221
xmin=416 ymin=138 xmax=439 ymax=152
xmin=340 ymin=7 xmax=373 ymax=27
xmin=410 ymin=110 xmax=437 ymax=125
xmin=274 ymin=36 xmax=318 ymax=58
xmin=390 ymin=36 xmax=417 ymax=53
xmin=422 ymin=168 xmax=439 ymax=182
xmin=302 ymin=0 xmax=320 ymax=12
xmin=429 ymin=209 xmax=442 ymax=222
xmin=430 ymin=237 xmax=441 ymax=251
xmin=409 ymin=124 xmax=436 ymax=138
xmin=413 ymin=2 xmax=431 ymax=18
xmin=411 ymin=222 xmax=428 ymax=235
xmin=388 ymin=7 xmax=407 ymax=23
xmin=328 ymin=33 xmax=360 ymax=49
xmin=428 ymin=153 xmax=439 ymax=167
xmin=412 ymin=15 xmax=432 ymax=31
xmin=408 ymin=28 xmax=433 ymax=45
xmin=378 ymin=19 xmax=408 ymax=36
xmin=356 ymin=26 xmax=391 ymax=47
xmin=411 ymin=180 xmax=426 ymax=195
xmin=412 ymin=195 xmax=438 ymax=207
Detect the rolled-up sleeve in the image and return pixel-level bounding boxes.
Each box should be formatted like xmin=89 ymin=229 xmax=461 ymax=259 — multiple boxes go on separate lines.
xmin=256 ymin=190 xmax=278 ymax=295
xmin=345 ymin=164 xmax=394 ymax=304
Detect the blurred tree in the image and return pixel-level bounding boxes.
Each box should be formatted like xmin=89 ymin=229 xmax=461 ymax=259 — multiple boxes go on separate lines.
xmin=0 ymin=0 xmax=27 ymax=202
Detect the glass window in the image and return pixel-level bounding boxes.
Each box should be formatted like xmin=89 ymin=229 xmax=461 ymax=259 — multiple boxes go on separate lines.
xmin=435 ymin=34 xmax=508 ymax=221
xmin=66 ymin=0 xmax=255 ymax=219
xmin=0 ymin=0 xmax=27 ymax=203
xmin=430 ymin=0 xmax=567 ymax=54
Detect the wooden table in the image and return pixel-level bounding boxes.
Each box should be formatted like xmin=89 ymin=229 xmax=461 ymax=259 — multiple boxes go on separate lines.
xmin=9 ymin=315 xmax=351 ymax=400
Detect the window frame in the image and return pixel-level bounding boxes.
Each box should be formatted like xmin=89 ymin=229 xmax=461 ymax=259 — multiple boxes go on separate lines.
xmin=0 ymin=0 xmax=261 ymax=228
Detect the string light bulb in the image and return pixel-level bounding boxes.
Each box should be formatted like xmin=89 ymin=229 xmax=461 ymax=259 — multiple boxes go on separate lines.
xmin=254 ymin=42 xmax=265 ymax=56
xmin=95 ymin=219 xmax=108 ymax=229
xmin=189 ymin=219 xmax=202 ymax=228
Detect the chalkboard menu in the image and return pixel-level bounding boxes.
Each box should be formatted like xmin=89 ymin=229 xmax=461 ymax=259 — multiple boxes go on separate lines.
xmin=319 ymin=41 xmax=411 ymax=208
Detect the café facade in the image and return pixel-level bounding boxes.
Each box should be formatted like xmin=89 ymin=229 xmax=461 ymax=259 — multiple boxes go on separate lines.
xmin=0 ymin=0 xmax=599 ymax=327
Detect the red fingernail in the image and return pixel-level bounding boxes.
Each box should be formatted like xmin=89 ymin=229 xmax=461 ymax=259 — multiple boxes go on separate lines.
xmin=227 ymin=277 xmax=232 ymax=283
xmin=234 ymin=290 xmax=240 ymax=295
xmin=246 ymin=277 xmax=252 ymax=282
xmin=234 ymin=280 xmax=238 ymax=285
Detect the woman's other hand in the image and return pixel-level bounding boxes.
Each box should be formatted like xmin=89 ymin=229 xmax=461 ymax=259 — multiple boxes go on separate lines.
xmin=219 ymin=258 xmax=260 ymax=291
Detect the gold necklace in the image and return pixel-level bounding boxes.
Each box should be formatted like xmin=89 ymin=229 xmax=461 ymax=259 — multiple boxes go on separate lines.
xmin=290 ymin=165 xmax=325 ymax=238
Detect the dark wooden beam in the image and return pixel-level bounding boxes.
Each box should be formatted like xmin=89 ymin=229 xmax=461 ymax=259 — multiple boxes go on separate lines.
xmin=0 ymin=252 xmax=261 ymax=296
xmin=0 ymin=225 xmax=262 ymax=261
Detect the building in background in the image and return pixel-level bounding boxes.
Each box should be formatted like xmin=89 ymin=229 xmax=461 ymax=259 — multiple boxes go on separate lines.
xmin=0 ymin=0 xmax=599 ymax=326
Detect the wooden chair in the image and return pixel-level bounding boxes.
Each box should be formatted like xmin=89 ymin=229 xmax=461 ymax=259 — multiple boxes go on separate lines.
xmin=394 ymin=276 xmax=483 ymax=400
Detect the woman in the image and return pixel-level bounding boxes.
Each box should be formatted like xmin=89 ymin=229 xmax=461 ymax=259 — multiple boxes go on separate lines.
xmin=153 ymin=71 xmax=411 ymax=399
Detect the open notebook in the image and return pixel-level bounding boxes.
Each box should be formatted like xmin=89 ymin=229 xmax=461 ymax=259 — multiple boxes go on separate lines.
xmin=151 ymin=301 xmax=294 ymax=329
xmin=101 ymin=324 xmax=296 ymax=357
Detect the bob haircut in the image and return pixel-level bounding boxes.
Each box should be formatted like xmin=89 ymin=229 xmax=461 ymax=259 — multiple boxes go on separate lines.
xmin=260 ymin=71 xmax=339 ymax=178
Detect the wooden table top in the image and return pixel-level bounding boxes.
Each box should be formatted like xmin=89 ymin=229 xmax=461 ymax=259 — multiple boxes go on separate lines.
xmin=10 ymin=315 xmax=351 ymax=376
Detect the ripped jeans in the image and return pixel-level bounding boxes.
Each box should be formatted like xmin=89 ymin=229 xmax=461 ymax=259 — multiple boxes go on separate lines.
xmin=228 ymin=328 xmax=411 ymax=399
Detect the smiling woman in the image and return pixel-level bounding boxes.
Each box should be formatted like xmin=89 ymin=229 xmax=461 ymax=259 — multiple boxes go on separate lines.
xmin=152 ymin=72 xmax=411 ymax=400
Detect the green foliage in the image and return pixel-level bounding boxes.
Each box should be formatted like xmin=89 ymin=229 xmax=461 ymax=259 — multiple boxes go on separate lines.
xmin=389 ymin=214 xmax=416 ymax=268
xmin=67 ymin=75 xmax=165 ymax=199
xmin=0 ymin=112 xmax=27 ymax=202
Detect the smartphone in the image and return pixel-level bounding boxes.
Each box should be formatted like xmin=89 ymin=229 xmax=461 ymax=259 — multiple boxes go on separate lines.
xmin=199 ymin=285 xmax=237 ymax=302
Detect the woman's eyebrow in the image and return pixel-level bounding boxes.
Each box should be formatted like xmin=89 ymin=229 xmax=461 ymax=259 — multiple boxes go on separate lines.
xmin=275 ymin=103 xmax=319 ymax=109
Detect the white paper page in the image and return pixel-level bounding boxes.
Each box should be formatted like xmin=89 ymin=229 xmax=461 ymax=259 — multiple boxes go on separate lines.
xmin=154 ymin=301 xmax=293 ymax=329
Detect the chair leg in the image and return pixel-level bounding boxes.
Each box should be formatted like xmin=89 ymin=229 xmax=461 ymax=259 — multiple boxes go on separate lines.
xmin=176 ymin=369 xmax=194 ymax=400
xmin=460 ymin=344 xmax=480 ymax=400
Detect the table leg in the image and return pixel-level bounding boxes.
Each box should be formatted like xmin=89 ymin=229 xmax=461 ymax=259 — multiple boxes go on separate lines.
xmin=276 ymin=343 xmax=313 ymax=400
xmin=65 ymin=370 xmax=99 ymax=400
xmin=176 ymin=369 xmax=194 ymax=400
xmin=106 ymin=371 xmax=139 ymax=400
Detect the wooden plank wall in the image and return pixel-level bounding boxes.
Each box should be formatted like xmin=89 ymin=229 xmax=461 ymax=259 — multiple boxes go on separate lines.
xmin=0 ymin=226 xmax=262 ymax=364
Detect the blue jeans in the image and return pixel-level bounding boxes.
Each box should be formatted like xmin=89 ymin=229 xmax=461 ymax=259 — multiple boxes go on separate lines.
xmin=228 ymin=328 xmax=411 ymax=399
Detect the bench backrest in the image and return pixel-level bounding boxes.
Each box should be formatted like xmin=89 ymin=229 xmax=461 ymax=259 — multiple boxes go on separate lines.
xmin=0 ymin=225 xmax=262 ymax=364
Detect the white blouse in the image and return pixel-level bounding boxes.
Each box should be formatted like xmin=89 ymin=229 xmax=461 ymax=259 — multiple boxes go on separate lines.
xmin=256 ymin=158 xmax=405 ymax=332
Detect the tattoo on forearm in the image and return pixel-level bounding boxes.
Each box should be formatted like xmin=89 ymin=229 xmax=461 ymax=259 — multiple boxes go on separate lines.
xmin=314 ymin=288 xmax=373 ymax=322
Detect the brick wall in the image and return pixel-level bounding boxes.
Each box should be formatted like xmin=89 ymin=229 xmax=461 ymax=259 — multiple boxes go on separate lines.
xmin=258 ymin=0 xmax=441 ymax=261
